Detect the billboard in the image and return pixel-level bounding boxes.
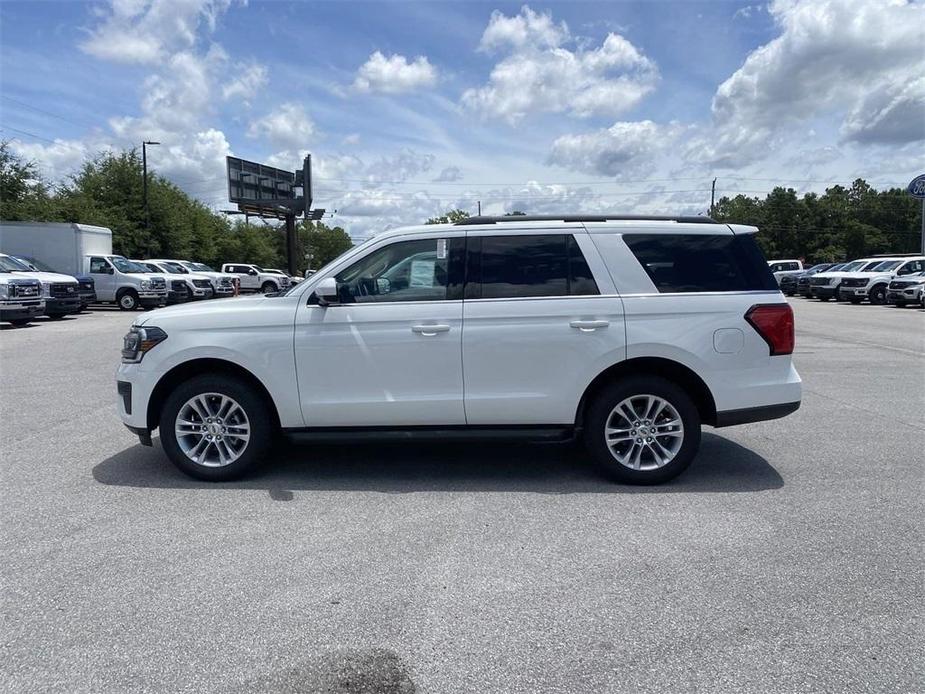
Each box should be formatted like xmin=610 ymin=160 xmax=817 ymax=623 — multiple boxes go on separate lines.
xmin=226 ymin=157 xmax=296 ymax=207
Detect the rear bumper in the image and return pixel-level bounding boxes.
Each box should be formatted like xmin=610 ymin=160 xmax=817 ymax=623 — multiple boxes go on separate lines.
xmin=715 ymin=401 xmax=801 ymax=427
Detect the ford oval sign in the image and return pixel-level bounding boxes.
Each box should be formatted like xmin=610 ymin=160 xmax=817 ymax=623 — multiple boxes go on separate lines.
xmin=907 ymin=174 xmax=925 ymax=199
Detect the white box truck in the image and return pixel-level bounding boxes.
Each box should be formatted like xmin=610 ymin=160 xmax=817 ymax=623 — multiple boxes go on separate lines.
xmin=0 ymin=222 xmax=167 ymax=310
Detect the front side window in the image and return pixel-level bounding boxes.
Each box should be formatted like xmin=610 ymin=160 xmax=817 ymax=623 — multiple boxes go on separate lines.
xmin=623 ymin=233 xmax=778 ymax=293
xmin=89 ymin=257 xmax=111 ymax=274
xmin=468 ymin=234 xmax=599 ymax=299
xmin=333 ymin=238 xmax=458 ymax=303
xmin=897 ymin=260 xmax=923 ymax=275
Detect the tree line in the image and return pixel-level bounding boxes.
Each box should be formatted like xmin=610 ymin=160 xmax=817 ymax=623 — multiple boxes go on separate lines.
xmin=3 ymin=142 xmax=920 ymax=269
xmin=0 ymin=143 xmax=353 ymax=273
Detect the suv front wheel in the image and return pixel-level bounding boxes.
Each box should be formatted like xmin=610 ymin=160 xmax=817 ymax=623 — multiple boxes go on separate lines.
xmin=583 ymin=376 xmax=701 ymax=484
xmin=159 ymin=374 xmax=272 ymax=481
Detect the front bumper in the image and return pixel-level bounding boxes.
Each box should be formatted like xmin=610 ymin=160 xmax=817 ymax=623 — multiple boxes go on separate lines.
xmin=213 ymin=285 xmax=235 ymax=296
xmin=888 ymin=288 xmax=924 ymax=303
xmin=78 ymin=290 xmax=96 ymax=306
xmin=166 ymin=290 xmax=189 ymax=304
xmin=0 ymin=299 xmax=45 ymax=320
xmin=191 ymin=287 xmax=214 ymax=299
xmin=839 ymin=286 xmax=869 ymax=300
xmin=45 ymin=297 xmax=82 ymax=315
xmin=139 ymin=291 xmax=167 ymax=308
xmin=812 ymin=286 xmax=837 ymax=299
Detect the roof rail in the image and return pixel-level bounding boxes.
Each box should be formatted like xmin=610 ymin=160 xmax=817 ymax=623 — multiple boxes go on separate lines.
xmin=867 ymin=252 xmax=923 ymax=258
xmin=453 ymin=214 xmax=719 ymax=226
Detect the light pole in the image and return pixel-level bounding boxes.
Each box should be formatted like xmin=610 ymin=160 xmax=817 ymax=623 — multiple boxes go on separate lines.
xmin=142 ymin=140 xmax=160 ymax=231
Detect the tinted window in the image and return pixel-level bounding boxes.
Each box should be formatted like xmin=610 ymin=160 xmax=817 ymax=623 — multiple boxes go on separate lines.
xmin=469 ymin=234 xmax=599 ymax=299
xmin=333 ymin=238 xmax=460 ymax=303
xmin=623 ymin=234 xmax=777 ymax=293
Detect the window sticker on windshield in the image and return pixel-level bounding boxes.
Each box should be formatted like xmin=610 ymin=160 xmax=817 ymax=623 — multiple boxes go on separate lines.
xmin=437 ymin=238 xmax=447 ymax=260
xmin=410 ymin=259 xmax=436 ymax=287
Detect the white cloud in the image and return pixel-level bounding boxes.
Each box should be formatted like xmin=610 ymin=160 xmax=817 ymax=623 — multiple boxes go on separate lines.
xmin=463 ymin=6 xmax=657 ymax=123
xmin=222 ymin=61 xmax=269 ymax=104
xmin=246 ymin=103 xmax=315 ymax=151
xmin=433 ymin=166 xmax=463 ymax=182
xmin=363 ymin=149 xmax=435 ymax=185
xmin=548 ymin=121 xmax=685 ymax=177
xmin=342 ymin=133 xmax=361 ymax=146
xmin=688 ymin=0 xmax=925 ymax=167
xmin=80 ymin=0 xmax=234 ymax=65
xmin=352 ymin=51 xmax=438 ymax=94
xmin=478 ymin=6 xmax=568 ymax=52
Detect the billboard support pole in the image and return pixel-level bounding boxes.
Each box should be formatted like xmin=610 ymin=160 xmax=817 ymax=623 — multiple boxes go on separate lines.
xmin=285 ymin=212 xmax=298 ymax=277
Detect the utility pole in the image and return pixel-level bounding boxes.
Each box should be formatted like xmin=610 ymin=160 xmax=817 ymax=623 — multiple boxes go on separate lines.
xmin=710 ymin=177 xmax=717 ymax=217
xmin=142 ymin=140 xmax=160 ymax=230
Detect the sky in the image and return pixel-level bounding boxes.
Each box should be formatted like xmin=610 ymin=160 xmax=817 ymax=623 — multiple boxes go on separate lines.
xmin=0 ymin=0 xmax=923 ymax=240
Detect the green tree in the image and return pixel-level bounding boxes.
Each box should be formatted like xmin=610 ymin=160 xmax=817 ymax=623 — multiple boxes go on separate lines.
xmin=300 ymin=222 xmax=353 ymax=272
xmin=0 ymin=142 xmax=55 ymax=221
xmin=426 ymin=209 xmax=470 ymax=224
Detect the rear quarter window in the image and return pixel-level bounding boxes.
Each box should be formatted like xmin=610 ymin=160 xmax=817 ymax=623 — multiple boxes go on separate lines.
xmin=623 ymin=234 xmax=778 ymax=293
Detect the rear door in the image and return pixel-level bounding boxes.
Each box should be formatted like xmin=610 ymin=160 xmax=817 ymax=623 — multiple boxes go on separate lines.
xmin=461 ymin=228 xmax=625 ymax=425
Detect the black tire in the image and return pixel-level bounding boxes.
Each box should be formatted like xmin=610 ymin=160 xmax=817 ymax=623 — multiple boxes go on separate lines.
xmin=849 ymin=298 xmax=862 ymax=304
xmin=582 ymin=376 xmax=701 ymax=485
xmin=894 ymin=301 xmax=906 ymax=308
xmin=869 ymin=284 xmax=887 ymax=305
xmin=117 ymin=289 xmax=139 ymax=310
xmin=159 ymin=374 xmax=273 ymax=481
xmin=819 ymin=296 xmax=831 ymax=302
xmin=260 ymin=280 xmax=278 ymax=294
xmin=46 ymin=313 xmax=66 ymax=319
xmin=9 ymin=319 xmax=30 ymax=327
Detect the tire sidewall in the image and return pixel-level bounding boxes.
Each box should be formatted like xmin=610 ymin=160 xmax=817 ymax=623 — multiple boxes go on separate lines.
xmin=583 ymin=376 xmax=701 ymax=485
xmin=118 ymin=290 xmax=138 ymax=310
xmin=158 ymin=374 xmax=272 ymax=481
xmin=261 ymin=281 xmax=278 ymax=294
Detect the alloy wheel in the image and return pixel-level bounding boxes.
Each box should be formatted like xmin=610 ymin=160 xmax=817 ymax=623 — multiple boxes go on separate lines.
xmin=604 ymin=394 xmax=684 ymax=471
xmin=174 ymin=392 xmax=251 ymax=467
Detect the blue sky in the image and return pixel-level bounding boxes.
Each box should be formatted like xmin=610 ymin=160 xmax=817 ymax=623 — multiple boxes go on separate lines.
xmin=1 ymin=1 xmax=922 ymax=239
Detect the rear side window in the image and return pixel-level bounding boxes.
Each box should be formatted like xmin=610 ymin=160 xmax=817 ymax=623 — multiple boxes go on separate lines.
xmin=623 ymin=234 xmax=777 ymax=293
xmin=467 ymin=234 xmax=600 ymax=299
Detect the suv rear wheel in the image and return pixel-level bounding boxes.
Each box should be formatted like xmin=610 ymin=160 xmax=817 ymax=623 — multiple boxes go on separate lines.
xmin=583 ymin=376 xmax=701 ymax=484
xmin=159 ymin=374 xmax=273 ymax=481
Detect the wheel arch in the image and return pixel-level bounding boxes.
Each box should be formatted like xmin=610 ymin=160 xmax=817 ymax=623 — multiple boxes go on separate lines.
xmin=146 ymin=357 xmax=281 ymax=431
xmin=575 ymin=357 xmax=717 ymax=429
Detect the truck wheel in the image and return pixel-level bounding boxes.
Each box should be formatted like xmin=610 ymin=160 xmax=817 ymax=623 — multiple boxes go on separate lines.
xmin=848 ymin=298 xmax=862 ymax=304
xmin=869 ymin=284 xmax=887 ymax=305
xmin=260 ymin=281 xmax=278 ymax=294
xmin=46 ymin=313 xmax=66 ymax=319
xmin=117 ymin=289 xmax=139 ymax=310
xmin=819 ymin=296 xmax=831 ymax=302
xmin=582 ymin=376 xmax=701 ymax=485
xmin=9 ymin=319 xmax=30 ymax=327
xmin=159 ymin=374 xmax=273 ymax=481
xmin=185 ymin=285 xmax=194 ymax=301
xmin=894 ymin=300 xmax=906 ymax=308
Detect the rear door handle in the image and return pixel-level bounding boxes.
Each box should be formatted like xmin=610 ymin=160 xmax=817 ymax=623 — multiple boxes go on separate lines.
xmin=570 ymin=320 xmax=610 ymax=332
xmin=412 ymin=324 xmax=451 ymax=336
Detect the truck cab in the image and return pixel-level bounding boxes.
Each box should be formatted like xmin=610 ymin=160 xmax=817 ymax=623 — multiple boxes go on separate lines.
xmin=12 ymin=255 xmax=96 ymax=309
xmin=1 ymin=253 xmax=81 ymax=319
xmin=85 ymin=255 xmax=167 ymax=310
xmin=0 ymin=255 xmax=45 ymax=326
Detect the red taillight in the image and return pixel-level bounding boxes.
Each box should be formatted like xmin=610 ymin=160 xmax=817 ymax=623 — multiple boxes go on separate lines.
xmin=745 ymin=304 xmax=794 ymax=356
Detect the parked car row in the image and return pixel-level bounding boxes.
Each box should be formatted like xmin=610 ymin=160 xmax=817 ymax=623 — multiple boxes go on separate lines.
xmin=1 ymin=222 xmax=303 ymax=327
xmin=769 ymin=254 xmax=925 ymax=308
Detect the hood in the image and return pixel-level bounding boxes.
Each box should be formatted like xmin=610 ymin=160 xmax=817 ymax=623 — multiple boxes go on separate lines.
xmin=11 ymin=270 xmax=78 ymax=283
xmin=133 ymin=293 xmax=276 ymax=327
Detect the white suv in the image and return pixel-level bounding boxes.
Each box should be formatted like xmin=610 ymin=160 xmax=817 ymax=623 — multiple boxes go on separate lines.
xmin=837 ymin=256 xmax=925 ymax=304
xmin=117 ymin=215 xmax=801 ymax=484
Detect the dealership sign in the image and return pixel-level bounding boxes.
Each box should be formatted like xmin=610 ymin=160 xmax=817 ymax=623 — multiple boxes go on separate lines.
xmin=907 ymin=174 xmax=925 ymax=199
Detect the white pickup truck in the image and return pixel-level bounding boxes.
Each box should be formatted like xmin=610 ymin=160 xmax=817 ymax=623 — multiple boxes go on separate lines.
xmin=221 ymin=264 xmax=291 ymax=293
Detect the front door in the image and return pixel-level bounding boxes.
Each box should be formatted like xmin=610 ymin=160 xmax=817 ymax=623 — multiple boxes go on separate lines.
xmin=88 ymin=256 xmax=115 ymax=301
xmin=294 ymin=235 xmax=466 ymax=427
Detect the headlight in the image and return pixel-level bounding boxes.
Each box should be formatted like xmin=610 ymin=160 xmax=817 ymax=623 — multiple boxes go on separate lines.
xmin=41 ymin=281 xmax=52 ymax=298
xmin=121 ymin=326 xmax=168 ymax=363
xmin=0 ymin=283 xmax=8 ymax=299
xmin=140 ymin=279 xmax=152 ymax=291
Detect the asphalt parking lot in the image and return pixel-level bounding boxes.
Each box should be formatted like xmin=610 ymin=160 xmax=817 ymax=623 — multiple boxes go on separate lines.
xmin=1 ymin=300 xmax=923 ymax=693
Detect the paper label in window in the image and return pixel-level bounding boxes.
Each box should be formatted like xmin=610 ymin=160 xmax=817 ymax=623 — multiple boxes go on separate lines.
xmin=437 ymin=238 xmax=447 ymax=259
xmin=410 ymin=259 xmax=436 ymax=287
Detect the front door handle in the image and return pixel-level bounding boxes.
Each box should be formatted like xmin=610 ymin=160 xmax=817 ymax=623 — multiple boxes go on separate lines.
xmin=412 ymin=324 xmax=451 ymax=336
xmin=570 ymin=320 xmax=609 ymax=332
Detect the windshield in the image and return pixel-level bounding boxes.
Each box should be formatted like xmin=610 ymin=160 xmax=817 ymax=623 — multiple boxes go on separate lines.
xmin=807 ymin=264 xmax=830 ymax=273
xmin=187 ymin=262 xmax=215 ymax=272
xmin=828 ymin=264 xmax=845 ymax=272
xmin=860 ymin=260 xmax=883 ymax=271
xmin=141 ymin=262 xmax=162 ymax=272
xmin=162 ymin=262 xmax=187 ymax=273
xmin=110 ymin=256 xmax=148 ymax=273
xmin=0 ymin=255 xmax=33 ymax=272
xmin=839 ymin=261 xmax=865 ymax=272
xmin=869 ymin=260 xmax=901 ymax=271
xmin=16 ymin=256 xmax=58 ymax=272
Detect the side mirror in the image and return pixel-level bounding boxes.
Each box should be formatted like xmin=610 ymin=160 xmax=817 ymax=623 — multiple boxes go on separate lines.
xmin=313 ymin=277 xmax=339 ymax=306
xmin=105 ymin=267 xmax=114 ymax=274
xmin=248 ymin=269 xmax=258 ymax=275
